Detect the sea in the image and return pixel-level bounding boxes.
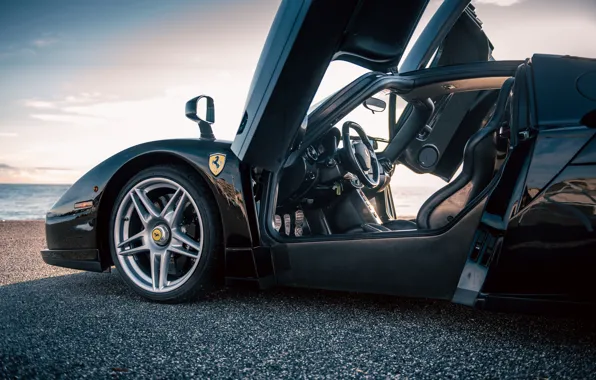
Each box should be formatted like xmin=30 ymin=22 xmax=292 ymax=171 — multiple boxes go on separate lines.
xmin=0 ymin=184 xmax=71 ymax=221
xmin=0 ymin=184 xmax=437 ymax=221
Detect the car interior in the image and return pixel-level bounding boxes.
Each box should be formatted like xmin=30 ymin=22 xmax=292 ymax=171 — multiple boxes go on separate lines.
xmin=265 ymin=68 xmax=517 ymax=239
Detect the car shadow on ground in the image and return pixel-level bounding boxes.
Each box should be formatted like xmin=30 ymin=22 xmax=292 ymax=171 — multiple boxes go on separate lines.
xmin=3 ymin=269 xmax=595 ymax=347
xmin=2 ymin=270 xmax=596 ymax=378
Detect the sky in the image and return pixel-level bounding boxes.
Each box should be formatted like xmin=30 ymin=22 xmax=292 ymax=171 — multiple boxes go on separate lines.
xmin=0 ymin=0 xmax=595 ymax=185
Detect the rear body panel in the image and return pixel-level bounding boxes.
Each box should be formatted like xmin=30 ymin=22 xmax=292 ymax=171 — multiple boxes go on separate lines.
xmin=476 ymin=55 xmax=596 ymax=306
xmin=483 ymin=128 xmax=596 ymax=302
xmin=484 ymin=160 xmax=596 ymax=300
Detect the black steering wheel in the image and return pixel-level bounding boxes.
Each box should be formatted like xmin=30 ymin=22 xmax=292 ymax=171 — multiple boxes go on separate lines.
xmin=341 ymin=121 xmax=380 ymax=188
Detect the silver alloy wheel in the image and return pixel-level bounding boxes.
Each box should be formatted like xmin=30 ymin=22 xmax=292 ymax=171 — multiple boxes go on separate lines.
xmin=113 ymin=177 xmax=204 ymax=293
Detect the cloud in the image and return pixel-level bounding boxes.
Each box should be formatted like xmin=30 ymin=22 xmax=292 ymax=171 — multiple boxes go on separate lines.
xmin=0 ymin=132 xmax=18 ymax=137
xmin=23 ymin=100 xmax=56 ymax=109
xmin=25 ymin=82 xmax=246 ymax=140
xmin=35 ymin=166 xmax=75 ymax=171
xmin=64 ymin=92 xmax=106 ymax=104
xmin=30 ymin=113 xmax=104 ymax=125
xmin=25 ymin=92 xmax=113 ymax=125
xmin=31 ymin=37 xmax=59 ymax=48
xmin=473 ymin=0 xmax=523 ymax=6
xmin=23 ymin=93 xmax=107 ymax=109
xmin=31 ymin=33 xmax=62 ymax=48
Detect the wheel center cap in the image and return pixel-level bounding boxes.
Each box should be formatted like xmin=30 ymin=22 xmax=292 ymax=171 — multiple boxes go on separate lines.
xmin=151 ymin=225 xmax=170 ymax=246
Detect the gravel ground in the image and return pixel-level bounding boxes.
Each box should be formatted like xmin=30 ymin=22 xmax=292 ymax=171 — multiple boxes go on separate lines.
xmin=1 ymin=221 xmax=596 ymax=379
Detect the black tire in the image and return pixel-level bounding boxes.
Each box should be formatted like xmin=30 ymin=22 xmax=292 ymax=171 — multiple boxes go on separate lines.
xmin=109 ymin=164 xmax=222 ymax=303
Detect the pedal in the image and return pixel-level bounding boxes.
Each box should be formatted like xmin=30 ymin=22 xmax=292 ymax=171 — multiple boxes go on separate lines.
xmin=273 ymin=215 xmax=282 ymax=232
xmin=283 ymin=214 xmax=291 ymax=236
xmin=294 ymin=210 xmax=304 ymax=237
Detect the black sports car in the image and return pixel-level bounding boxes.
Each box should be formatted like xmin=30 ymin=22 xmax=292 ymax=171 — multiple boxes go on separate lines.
xmin=42 ymin=0 xmax=596 ymax=310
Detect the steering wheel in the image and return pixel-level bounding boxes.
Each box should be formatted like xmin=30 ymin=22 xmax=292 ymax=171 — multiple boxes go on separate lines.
xmin=341 ymin=121 xmax=380 ymax=188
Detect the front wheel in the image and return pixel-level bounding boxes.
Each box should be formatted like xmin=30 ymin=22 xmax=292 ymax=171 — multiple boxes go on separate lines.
xmin=109 ymin=164 xmax=222 ymax=303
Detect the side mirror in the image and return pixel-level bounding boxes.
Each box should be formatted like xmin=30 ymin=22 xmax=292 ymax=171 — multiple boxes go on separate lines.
xmin=185 ymin=95 xmax=215 ymax=140
xmin=363 ymin=97 xmax=386 ymax=114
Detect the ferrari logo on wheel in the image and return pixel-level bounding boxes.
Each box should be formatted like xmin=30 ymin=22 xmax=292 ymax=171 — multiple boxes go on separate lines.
xmin=152 ymin=228 xmax=162 ymax=241
xmin=209 ymin=153 xmax=226 ymax=176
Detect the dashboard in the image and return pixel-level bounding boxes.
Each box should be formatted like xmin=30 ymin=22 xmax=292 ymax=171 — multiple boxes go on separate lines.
xmin=277 ymin=128 xmax=342 ymax=205
xmin=277 ymin=127 xmax=387 ymax=208
xmin=304 ymin=127 xmax=340 ymax=163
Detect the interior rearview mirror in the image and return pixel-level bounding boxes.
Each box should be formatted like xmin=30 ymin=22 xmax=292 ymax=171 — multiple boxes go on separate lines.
xmin=185 ymin=95 xmax=216 ymax=140
xmin=363 ymin=97 xmax=386 ymax=114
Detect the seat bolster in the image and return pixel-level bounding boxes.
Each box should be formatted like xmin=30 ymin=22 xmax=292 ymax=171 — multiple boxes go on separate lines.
xmin=416 ymin=175 xmax=468 ymax=229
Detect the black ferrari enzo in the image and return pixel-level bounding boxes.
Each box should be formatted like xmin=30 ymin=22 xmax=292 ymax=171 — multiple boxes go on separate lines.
xmin=42 ymin=0 xmax=596 ymax=310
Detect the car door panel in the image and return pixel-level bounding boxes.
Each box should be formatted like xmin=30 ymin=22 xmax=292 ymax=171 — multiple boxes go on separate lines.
xmin=399 ymin=0 xmax=472 ymax=73
xmin=272 ymin=198 xmax=485 ymax=299
xmin=232 ymin=0 xmax=434 ymax=173
xmin=231 ymin=0 xmax=359 ymax=172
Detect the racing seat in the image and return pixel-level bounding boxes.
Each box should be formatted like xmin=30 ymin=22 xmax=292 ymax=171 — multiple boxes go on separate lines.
xmin=362 ymin=77 xmax=515 ymax=232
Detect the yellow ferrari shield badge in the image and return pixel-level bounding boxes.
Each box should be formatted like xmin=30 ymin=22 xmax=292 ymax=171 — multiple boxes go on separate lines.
xmin=209 ymin=153 xmax=226 ymax=176
xmin=151 ymin=228 xmax=162 ymax=242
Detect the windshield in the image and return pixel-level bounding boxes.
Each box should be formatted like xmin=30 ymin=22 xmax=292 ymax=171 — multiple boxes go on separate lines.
xmin=307 ymin=61 xmax=369 ymax=116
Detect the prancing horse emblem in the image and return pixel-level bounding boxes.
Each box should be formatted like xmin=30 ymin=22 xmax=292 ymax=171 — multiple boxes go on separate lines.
xmin=209 ymin=153 xmax=226 ymax=176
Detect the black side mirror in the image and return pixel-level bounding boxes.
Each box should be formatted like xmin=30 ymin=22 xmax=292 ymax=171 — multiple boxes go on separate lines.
xmin=185 ymin=95 xmax=215 ymax=140
xmin=363 ymin=97 xmax=386 ymax=114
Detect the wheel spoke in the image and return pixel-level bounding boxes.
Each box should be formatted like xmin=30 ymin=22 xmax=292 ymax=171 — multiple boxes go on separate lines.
xmin=161 ymin=187 xmax=185 ymax=222
xmin=168 ymin=245 xmax=199 ymax=259
xmin=167 ymin=192 xmax=188 ymax=225
xmin=117 ymin=230 xmax=145 ymax=249
xmin=150 ymin=251 xmax=170 ymax=290
xmin=119 ymin=243 xmax=149 ymax=256
xmin=172 ymin=230 xmax=202 ymax=253
xmin=150 ymin=251 xmax=159 ymax=289
xmin=129 ymin=192 xmax=149 ymax=226
xmin=130 ymin=188 xmax=160 ymax=225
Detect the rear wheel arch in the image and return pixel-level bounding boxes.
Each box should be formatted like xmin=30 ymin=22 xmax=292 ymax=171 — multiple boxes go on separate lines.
xmin=96 ymin=152 xmax=222 ymax=269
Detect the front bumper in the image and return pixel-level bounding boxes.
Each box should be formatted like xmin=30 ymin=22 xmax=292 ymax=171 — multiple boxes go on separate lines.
xmin=40 ymin=249 xmax=104 ymax=272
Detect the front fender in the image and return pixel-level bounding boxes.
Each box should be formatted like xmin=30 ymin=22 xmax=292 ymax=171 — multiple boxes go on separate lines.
xmin=45 ymin=138 xmax=257 ymax=265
